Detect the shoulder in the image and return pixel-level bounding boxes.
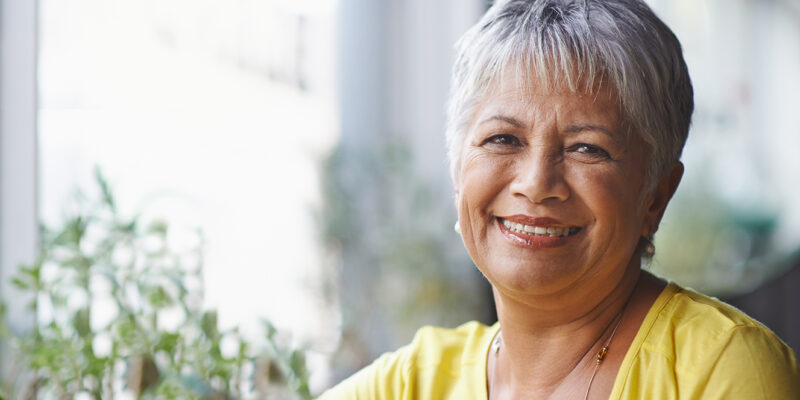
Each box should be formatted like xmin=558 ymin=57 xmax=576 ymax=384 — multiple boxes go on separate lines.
xmin=320 ymin=321 xmax=496 ymax=400
xmin=655 ymin=284 xmax=794 ymax=358
xmin=653 ymin=284 xmax=778 ymax=350
xmin=617 ymin=283 xmax=800 ymax=399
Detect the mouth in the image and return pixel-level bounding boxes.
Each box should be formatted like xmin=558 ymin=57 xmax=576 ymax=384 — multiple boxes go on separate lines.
xmin=497 ymin=217 xmax=582 ymax=239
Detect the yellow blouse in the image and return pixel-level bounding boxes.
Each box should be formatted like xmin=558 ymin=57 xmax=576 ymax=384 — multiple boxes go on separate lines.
xmin=320 ymin=283 xmax=800 ymax=399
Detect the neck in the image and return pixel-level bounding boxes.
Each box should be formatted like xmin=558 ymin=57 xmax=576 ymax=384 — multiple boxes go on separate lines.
xmin=491 ymin=264 xmax=642 ymax=396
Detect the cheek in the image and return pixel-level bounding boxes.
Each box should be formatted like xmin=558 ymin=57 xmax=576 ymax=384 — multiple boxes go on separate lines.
xmin=572 ymin=165 xmax=647 ymax=233
xmin=456 ymin=154 xmax=511 ymax=247
xmin=460 ymin=149 xmax=515 ymax=181
xmin=576 ymin=160 xmax=643 ymax=197
xmin=457 ymin=155 xmax=510 ymax=208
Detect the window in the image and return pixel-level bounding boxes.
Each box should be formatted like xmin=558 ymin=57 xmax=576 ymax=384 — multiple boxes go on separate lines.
xmin=37 ymin=0 xmax=339 ymax=385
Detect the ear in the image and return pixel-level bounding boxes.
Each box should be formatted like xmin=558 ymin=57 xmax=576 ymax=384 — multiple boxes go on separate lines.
xmin=642 ymin=162 xmax=684 ymax=236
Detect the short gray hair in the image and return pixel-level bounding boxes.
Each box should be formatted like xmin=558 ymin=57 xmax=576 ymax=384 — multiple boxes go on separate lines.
xmin=446 ymin=0 xmax=693 ymax=190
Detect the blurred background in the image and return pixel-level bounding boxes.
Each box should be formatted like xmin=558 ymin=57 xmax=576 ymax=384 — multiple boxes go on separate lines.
xmin=0 ymin=0 xmax=798 ymax=397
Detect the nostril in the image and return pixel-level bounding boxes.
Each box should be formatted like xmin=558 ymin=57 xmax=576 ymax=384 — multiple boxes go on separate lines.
xmin=510 ymin=177 xmax=570 ymax=203
xmin=508 ymin=153 xmax=570 ymax=203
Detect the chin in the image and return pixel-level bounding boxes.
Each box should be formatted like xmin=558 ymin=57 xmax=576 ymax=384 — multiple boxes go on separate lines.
xmin=479 ymin=255 xmax=586 ymax=296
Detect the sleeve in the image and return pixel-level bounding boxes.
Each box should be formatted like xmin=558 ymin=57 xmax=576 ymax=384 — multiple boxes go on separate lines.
xmin=318 ymin=344 xmax=416 ymax=400
xmin=688 ymin=325 xmax=800 ymax=399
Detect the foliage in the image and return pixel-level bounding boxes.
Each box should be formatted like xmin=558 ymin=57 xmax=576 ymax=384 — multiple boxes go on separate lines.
xmin=0 ymin=169 xmax=311 ymax=400
xmin=652 ymin=178 xmax=787 ymax=296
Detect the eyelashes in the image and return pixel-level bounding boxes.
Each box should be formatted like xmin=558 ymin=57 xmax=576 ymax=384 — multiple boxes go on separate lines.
xmin=567 ymin=143 xmax=612 ymax=160
xmin=480 ymin=134 xmax=613 ymax=161
xmin=482 ymin=134 xmax=521 ymax=147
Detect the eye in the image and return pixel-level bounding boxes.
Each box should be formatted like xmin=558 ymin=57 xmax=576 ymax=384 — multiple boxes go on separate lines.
xmin=482 ymin=134 xmax=522 ymax=147
xmin=568 ymin=143 xmax=611 ymax=160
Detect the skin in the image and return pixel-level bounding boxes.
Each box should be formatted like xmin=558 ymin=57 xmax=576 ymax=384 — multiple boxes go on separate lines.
xmin=453 ymin=71 xmax=684 ymax=399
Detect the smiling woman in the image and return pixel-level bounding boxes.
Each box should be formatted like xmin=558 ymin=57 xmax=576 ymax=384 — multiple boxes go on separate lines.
xmin=320 ymin=0 xmax=799 ymax=399
xmin=457 ymin=77 xmax=660 ymax=298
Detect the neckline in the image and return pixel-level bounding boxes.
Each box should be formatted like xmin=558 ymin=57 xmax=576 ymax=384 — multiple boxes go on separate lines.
xmin=482 ymin=323 xmax=501 ymax=398
xmin=481 ymin=282 xmax=679 ymax=400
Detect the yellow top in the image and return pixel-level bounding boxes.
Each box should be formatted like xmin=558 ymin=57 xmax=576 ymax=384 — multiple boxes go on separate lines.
xmin=320 ymin=283 xmax=800 ymax=399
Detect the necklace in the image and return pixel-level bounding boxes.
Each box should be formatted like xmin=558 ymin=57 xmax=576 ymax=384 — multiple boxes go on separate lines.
xmin=488 ymin=311 xmax=625 ymax=400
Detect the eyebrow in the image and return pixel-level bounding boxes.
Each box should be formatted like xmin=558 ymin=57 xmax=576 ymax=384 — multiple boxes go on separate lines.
xmin=479 ymin=115 xmax=616 ymax=138
xmin=563 ymin=124 xmax=616 ymax=138
xmin=478 ymin=115 xmax=526 ymax=128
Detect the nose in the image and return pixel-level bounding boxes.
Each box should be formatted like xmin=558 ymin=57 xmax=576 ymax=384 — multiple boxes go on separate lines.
xmin=509 ymin=149 xmax=570 ymax=204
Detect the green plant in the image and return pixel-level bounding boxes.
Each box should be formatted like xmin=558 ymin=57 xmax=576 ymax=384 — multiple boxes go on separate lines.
xmin=1 ymin=169 xmax=311 ymax=399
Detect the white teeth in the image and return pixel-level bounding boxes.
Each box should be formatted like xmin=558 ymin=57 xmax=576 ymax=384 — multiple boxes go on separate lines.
xmin=501 ymin=219 xmax=578 ymax=237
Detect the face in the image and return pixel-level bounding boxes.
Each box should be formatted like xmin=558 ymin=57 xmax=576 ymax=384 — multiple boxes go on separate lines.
xmin=454 ymin=72 xmax=678 ymax=298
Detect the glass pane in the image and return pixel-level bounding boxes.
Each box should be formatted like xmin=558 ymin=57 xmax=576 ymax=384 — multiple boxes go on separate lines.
xmin=38 ymin=0 xmax=338 ymax=394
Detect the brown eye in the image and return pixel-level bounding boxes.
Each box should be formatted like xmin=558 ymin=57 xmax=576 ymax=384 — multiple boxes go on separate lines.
xmin=483 ymin=134 xmax=522 ymax=147
xmin=569 ymin=143 xmax=611 ymax=159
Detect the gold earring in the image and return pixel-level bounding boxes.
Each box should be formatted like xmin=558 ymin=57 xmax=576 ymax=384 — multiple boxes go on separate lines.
xmin=644 ymin=236 xmax=655 ymax=257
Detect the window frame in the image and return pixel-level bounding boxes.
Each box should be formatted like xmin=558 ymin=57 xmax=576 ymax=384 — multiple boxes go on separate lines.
xmin=0 ymin=0 xmax=38 ymax=370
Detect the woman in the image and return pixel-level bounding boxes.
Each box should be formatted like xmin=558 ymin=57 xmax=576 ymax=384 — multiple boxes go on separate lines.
xmin=322 ymin=0 xmax=799 ymax=398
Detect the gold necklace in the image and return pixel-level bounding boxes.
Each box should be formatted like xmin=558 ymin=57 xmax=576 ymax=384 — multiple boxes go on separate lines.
xmin=488 ymin=311 xmax=625 ymax=400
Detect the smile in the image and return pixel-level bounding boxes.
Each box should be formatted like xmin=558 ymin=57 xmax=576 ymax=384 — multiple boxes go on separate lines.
xmin=499 ymin=218 xmax=581 ymax=238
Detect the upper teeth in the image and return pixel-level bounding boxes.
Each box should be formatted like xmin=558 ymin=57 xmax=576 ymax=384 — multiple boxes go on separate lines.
xmin=502 ymin=219 xmax=577 ymax=237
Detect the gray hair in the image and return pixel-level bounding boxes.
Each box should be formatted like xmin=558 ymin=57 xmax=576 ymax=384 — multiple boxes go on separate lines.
xmin=446 ymin=0 xmax=693 ymax=191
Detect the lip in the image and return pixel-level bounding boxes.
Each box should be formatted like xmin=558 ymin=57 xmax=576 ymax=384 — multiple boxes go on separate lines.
xmin=495 ymin=216 xmax=582 ymax=249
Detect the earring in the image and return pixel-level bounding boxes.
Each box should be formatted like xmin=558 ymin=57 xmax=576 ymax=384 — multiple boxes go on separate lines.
xmin=644 ymin=236 xmax=655 ymax=257
xmin=454 ymin=221 xmax=462 ymax=235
